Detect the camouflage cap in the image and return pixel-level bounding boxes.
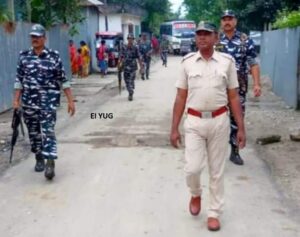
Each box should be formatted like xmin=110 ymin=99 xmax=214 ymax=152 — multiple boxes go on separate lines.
xmin=127 ymin=33 xmax=135 ymax=39
xmin=221 ymin=9 xmax=236 ymax=18
xmin=195 ymin=21 xmax=217 ymax=33
xmin=29 ymin=24 xmax=46 ymax=37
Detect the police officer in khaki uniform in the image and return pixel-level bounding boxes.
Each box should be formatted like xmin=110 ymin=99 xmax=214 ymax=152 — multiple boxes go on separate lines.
xmin=170 ymin=21 xmax=246 ymax=231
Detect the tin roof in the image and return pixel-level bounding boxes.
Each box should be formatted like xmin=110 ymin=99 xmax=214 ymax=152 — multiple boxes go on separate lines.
xmin=81 ymin=0 xmax=103 ymax=6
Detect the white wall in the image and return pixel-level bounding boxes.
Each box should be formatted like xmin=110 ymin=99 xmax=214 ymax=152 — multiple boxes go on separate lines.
xmin=122 ymin=14 xmax=141 ymax=43
xmin=99 ymin=13 xmax=141 ymax=43
xmin=122 ymin=14 xmax=140 ymax=27
xmin=99 ymin=14 xmax=122 ymax=32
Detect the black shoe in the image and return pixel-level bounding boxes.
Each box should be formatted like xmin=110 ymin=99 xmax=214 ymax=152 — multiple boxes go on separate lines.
xmin=45 ymin=160 xmax=55 ymax=180
xmin=141 ymin=74 xmax=145 ymax=80
xmin=146 ymin=76 xmax=149 ymax=80
xmin=35 ymin=154 xmax=45 ymax=172
xmin=128 ymin=94 xmax=133 ymax=101
xmin=229 ymin=148 xmax=244 ymax=165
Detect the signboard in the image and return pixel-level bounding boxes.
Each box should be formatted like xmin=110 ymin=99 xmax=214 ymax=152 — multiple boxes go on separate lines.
xmin=174 ymin=23 xmax=196 ymax=29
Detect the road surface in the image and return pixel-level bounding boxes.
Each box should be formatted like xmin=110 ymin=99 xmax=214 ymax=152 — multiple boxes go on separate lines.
xmin=0 ymin=56 xmax=298 ymax=237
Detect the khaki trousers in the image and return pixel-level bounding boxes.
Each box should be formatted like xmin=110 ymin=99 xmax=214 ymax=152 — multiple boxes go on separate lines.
xmin=184 ymin=112 xmax=230 ymax=218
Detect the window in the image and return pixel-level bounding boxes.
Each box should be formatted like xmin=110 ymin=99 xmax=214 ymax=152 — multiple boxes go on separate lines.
xmin=160 ymin=25 xmax=172 ymax=36
xmin=135 ymin=25 xmax=140 ymax=38
xmin=128 ymin=24 xmax=133 ymax=34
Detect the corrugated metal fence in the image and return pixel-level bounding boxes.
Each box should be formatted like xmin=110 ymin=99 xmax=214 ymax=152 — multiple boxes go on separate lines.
xmin=260 ymin=27 xmax=300 ymax=109
xmin=0 ymin=22 xmax=71 ymax=113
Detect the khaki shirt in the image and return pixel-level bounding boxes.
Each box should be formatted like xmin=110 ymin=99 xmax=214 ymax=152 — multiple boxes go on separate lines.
xmin=175 ymin=51 xmax=239 ymax=111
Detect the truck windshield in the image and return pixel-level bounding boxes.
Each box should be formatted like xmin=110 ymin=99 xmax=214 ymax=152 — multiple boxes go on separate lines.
xmin=174 ymin=30 xmax=195 ymax=39
xmin=173 ymin=22 xmax=195 ymax=38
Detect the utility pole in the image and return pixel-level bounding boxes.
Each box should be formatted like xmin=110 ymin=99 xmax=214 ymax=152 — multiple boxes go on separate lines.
xmin=104 ymin=0 xmax=108 ymax=31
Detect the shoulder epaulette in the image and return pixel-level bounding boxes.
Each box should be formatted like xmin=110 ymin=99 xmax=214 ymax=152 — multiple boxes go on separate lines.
xmin=182 ymin=52 xmax=196 ymax=62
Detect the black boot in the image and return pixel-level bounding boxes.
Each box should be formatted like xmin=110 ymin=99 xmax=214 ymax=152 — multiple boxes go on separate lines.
xmin=141 ymin=74 xmax=145 ymax=80
xmin=35 ymin=153 xmax=45 ymax=172
xmin=128 ymin=93 xmax=133 ymax=101
xmin=229 ymin=146 xmax=244 ymax=165
xmin=45 ymin=160 xmax=55 ymax=180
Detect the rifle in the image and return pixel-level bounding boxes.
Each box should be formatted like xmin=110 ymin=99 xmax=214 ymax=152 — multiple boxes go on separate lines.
xmin=9 ymin=109 xmax=25 ymax=163
xmin=117 ymin=61 xmax=123 ymax=94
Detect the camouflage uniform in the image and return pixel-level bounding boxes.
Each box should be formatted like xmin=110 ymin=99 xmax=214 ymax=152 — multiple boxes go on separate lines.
xmin=138 ymin=40 xmax=152 ymax=79
xmin=14 ymin=47 xmax=70 ymax=160
xmin=120 ymin=44 xmax=141 ymax=96
xmin=160 ymin=38 xmax=169 ymax=66
xmin=217 ymin=31 xmax=257 ymax=150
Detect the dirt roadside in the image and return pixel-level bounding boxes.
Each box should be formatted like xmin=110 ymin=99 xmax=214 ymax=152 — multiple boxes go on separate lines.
xmin=246 ymin=75 xmax=300 ymax=219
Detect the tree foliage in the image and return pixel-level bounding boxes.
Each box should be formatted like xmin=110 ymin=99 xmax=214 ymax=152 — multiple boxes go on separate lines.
xmin=183 ymin=0 xmax=225 ymax=26
xmin=143 ymin=0 xmax=171 ymax=35
xmin=273 ymin=8 xmax=300 ymax=29
xmin=183 ymin=0 xmax=300 ymax=32
xmin=14 ymin=0 xmax=84 ymax=35
xmin=0 ymin=2 xmax=13 ymax=23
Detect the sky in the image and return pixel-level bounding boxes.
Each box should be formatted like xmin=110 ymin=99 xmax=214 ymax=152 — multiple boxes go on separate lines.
xmin=169 ymin=0 xmax=184 ymax=13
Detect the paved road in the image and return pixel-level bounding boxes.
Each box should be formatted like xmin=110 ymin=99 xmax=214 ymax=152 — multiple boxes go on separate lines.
xmin=0 ymin=56 xmax=298 ymax=237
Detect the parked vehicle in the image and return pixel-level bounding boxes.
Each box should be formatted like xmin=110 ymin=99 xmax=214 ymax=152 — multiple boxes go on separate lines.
xmin=179 ymin=31 xmax=196 ymax=56
xmin=160 ymin=20 xmax=196 ymax=55
xmin=180 ymin=39 xmax=193 ymax=56
xmin=95 ymin=31 xmax=123 ymax=67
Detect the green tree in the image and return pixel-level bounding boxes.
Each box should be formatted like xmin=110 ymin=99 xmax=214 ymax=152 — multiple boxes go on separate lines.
xmin=0 ymin=5 xmax=10 ymax=23
xmin=6 ymin=0 xmax=15 ymax=20
xmin=15 ymin=0 xmax=84 ymax=35
xmin=0 ymin=1 xmax=13 ymax=23
xmin=273 ymin=8 xmax=300 ymax=29
xmin=183 ymin=0 xmax=225 ymax=25
xmin=183 ymin=0 xmax=300 ymax=32
xmin=142 ymin=0 xmax=171 ymax=34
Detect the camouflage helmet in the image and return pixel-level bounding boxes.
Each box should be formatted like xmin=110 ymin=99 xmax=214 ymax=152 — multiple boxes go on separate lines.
xmin=195 ymin=21 xmax=217 ymax=33
xmin=29 ymin=24 xmax=46 ymax=37
xmin=221 ymin=9 xmax=236 ymax=18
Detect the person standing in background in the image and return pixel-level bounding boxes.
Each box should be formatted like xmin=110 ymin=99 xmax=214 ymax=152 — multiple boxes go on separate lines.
xmin=80 ymin=41 xmax=90 ymax=77
xmin=97 ymin=40 xmax=108 ymax=77
xmin=69 ymin=40 xmax=77 ymax=75
xmin=76 ymin=48 xmax=83 ymax=78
